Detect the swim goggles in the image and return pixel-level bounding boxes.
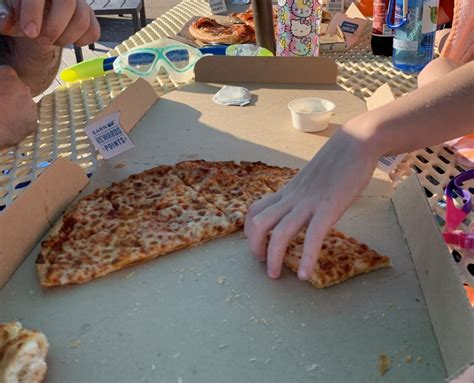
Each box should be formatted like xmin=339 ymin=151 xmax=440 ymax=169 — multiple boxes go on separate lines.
xmin=113 ymin=43 xmax=203 ymax=84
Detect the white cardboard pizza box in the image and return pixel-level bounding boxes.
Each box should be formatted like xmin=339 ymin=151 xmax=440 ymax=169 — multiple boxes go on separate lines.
xmin=0 ymin=57 xmax=471 ymax=382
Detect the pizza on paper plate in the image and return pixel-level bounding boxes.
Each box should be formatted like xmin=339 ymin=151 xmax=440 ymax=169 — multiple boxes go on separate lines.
xmin=188 ymin=17 xmax=255 ymax=45
xmin=229 ymin=6 xmax=278 ymax=29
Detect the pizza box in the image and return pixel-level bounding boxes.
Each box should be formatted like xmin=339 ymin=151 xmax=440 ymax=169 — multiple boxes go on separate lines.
xmin=319 ymin=23 xmax=346 ymax=52
xmin=0 ymin=56 xmax=472 ymax=382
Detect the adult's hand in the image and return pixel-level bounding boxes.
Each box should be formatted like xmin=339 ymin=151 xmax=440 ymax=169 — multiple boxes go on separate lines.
xmin=0 ymin=66 xmax=37 ymax=148
xmin=244 ymin=123 xmax=380 ymax=281
xmin=9 ymin=0 xmax=100 ymax=47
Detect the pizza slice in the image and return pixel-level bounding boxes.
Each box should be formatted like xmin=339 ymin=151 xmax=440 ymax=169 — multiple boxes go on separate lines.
xmin=240 ymin=161 xmax=298 ymax=191
xmin=105 ymin=165 xmax=191 ymax=215
xmin=229 ymin=6 xmax=278 ymax=30
xmin=188 ymin=17 xmax=255 ymax=45
xmin=283 ymin=229 xmax=391 ymax=288
xmin=175 ymin=160 xmax=274 ymax=229
xmin=0 ymin=322 xmax=49 ymax=383
xmin=37 ymin=217 xmax=149 ymax=287
xmin=37 ymin=165 xmax=234 ymax=287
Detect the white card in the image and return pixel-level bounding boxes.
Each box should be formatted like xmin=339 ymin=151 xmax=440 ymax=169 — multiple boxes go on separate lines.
xmin=208 ymin=0 xmax=227 ymax=14
xmin=377 ymin=154 xmax=406 ymax=173
xmin=84 ymin=111 xmax=135 ymax=160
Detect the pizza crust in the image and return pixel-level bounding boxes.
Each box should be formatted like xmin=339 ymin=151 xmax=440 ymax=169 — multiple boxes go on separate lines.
xmin=0 ymin=322 xmax=49 ymax=383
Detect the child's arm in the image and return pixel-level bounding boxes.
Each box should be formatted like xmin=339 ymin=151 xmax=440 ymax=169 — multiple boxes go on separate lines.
xmin=245 ymin=61 xmax=474 ymax=280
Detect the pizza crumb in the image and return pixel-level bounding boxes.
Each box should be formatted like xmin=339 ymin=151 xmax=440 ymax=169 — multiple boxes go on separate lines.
xmin=378 ymin=354 xmax=391 ymax=376
xmin=69 ymin=339 xmax=81 ymax=349
xmin=405 ymin=355 xmax=413 ymax=363
xmin=305 ymin=363 xmax=319 ymax=372
xmin=275 ymin=339 xmax=283 ymax=343
xmin=122 ymin=272 xmax=135 ymax=280
xmin=225 ymin=295 xmax=232 ymax=303
xmin=264 ymin=358 xmax=271 ymax=364
xmin=29 ymin=289 xmax=34 ymax=295
xmin=300 ymin=322 xmax=306 ymax=328
xmin=218 ymin=344 xmax=229 ymax=349
xmin=151 ymin=364 xmax=156 ymax=370
xmin=216 ymin=276 xmax=226 ymax=284
xmin=249 ymin=357 xmax=256 ymax=362
xmin=416 ymin=356 xmax=423 ymax=363
xmin=271 ymin=345 xmax=277 ymax=350
xmin=114 ymin=162 xmax=127 ymax=168
xmin=172 ymin=353 xmax=181 ymax=359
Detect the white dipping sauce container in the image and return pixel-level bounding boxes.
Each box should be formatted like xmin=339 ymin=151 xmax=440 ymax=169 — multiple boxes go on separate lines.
xmin=288 ymin=98 xmax=336 ymax=133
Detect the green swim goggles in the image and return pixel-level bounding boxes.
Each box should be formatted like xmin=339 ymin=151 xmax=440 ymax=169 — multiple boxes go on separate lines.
xmin=114 ymin=42 xmax=203 ymax=83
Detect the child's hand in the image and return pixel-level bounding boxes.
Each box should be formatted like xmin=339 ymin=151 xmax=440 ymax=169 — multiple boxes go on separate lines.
xmin=244 ymin=124 xmax=380 ymax=280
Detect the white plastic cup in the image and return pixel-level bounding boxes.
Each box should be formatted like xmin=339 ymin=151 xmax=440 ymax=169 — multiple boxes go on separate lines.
xmin=288 ymin=97 xmax=336 ymax=132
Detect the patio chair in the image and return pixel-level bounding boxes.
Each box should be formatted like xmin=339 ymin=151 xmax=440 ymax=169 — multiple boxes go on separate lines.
xmin=74 ymin=0 xmax=147 ymax=62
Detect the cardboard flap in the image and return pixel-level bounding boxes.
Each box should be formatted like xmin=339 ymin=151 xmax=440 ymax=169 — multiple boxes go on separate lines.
xmin=366 ymin=83 xmax=396 ymax=111
xmin=194 ymin=56 xmax=338 ymax=84
xmin=346 ymin=2 xmax=367 ymax=19
xmin=0 ymin=158 xmax=89 ymax=288
xmin=90 ymin=78 xmax=159 ymax=134
xmin=393 ymin=174 xmax=474 ymax=377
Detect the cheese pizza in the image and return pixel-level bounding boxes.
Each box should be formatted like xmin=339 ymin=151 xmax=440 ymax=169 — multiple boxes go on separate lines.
xmin=37 ymin=160 xmax=390 ymax=288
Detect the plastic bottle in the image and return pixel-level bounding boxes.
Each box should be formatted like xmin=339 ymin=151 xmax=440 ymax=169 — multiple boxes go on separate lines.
xmin=371 ymin=0 xmax=393 ymax=56
xmin=387 ymin=0 xmax=440 ymax=73
xmin=356 ymin=0 xmax=374 ymax=17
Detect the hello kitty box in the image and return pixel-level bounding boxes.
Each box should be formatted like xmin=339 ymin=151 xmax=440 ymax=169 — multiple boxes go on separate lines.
xmin=276 ymin=0 xmax=323 ymax=57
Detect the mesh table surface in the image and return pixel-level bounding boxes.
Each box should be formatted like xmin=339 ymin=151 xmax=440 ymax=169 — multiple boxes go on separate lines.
xmin=0 ymin=0 xmax=466 ymax=230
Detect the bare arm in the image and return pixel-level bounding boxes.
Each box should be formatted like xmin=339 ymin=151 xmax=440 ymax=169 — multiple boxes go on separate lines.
xmin=245 ymin=61 xmax=474 ymax=280
xmin=366 ymin=60 xmax=474 ymax=157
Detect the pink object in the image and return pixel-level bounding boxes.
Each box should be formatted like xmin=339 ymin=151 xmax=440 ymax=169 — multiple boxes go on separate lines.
xmin=445 ymin=191 xmax=470 ymax=231
xmin=445 ymin=134 xmax=474 ymax=168
xmin=276 ymin=0 xmax=322 ymax=57
xmin=441 ymin=0 xmax=474 ymax=64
